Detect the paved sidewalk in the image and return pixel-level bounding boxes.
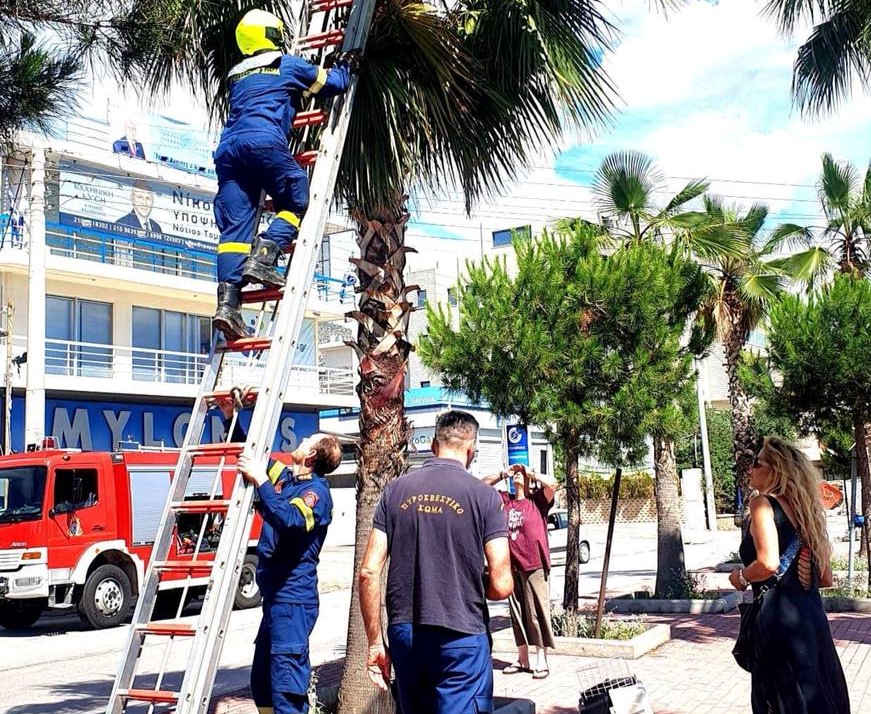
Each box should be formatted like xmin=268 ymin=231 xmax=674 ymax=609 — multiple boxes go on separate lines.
xmin=212 ymin=611 xmax=871 ymax=713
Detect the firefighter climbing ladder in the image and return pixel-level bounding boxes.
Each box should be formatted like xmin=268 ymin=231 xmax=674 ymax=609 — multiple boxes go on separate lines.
xmin=105 ymin=0 xmax=375 ymax=710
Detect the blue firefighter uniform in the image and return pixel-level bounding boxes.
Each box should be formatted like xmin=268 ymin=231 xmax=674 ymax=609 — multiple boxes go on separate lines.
xmin=251 ymin=459 xmax=333 ymax=714
xmin=214 ymin=52 xmax=351 ymax=284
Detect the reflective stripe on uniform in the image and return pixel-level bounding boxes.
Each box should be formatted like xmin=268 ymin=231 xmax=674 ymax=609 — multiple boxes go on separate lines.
xmin=217 ymin=242 xmax=253 ymax=254
xmin=305 ymin=67 xmax=328 ymax=96
xmin=275 ymin=210 xmax=301 ymax=228
xmin=290 ymin=497 xmax=315 ymax=532
xmin=268 ymin=460 xmax=285 ymax=484
xmin=228 ymin=50 xmax=282 ymax=79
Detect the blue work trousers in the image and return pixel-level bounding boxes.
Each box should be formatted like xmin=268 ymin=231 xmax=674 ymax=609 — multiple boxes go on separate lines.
xmin=213 ymin=135 xmax=309 ymax=284
xmin=251 ymin=601 xmax=318 ymax=714
xmin=388 ymin=623 xmax=494 ymax=714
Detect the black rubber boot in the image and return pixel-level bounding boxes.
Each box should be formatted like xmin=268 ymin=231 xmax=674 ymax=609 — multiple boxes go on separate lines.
xmin=241 ymin=236 xmax=285 ymax=288
xmin=212 ymin=282 xmax=250 ymax=341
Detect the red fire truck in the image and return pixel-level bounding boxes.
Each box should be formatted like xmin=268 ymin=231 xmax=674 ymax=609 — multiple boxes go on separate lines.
xmin=0 ymin=444 xmax=265 ymax=630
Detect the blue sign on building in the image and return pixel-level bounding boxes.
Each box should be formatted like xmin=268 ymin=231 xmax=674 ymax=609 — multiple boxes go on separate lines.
xmin=7 ymin=396 xmax=318 ymax=454
xmin=506 ymin=423 xmax=530 ymax=467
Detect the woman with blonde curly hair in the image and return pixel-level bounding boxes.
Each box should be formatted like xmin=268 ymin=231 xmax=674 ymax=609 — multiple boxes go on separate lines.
xmin=729 ymin=436 xmax=850 ymax=713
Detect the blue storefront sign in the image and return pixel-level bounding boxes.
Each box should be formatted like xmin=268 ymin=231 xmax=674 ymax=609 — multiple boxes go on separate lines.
xmin=7 ymin=396 xmax=317 ymax=454
xmin=506 ymin=423 xmax=530 ymax=467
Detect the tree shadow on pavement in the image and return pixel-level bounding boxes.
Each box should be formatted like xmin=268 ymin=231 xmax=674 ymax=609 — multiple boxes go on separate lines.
xmin=5 ymin=664 xmax=251 ymax=714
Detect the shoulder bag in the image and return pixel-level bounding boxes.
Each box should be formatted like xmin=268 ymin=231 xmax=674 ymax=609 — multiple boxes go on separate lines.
xmin=732 ymin=534 xmax=801 ymax=672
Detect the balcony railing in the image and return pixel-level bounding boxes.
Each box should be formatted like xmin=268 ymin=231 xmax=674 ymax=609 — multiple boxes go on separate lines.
xmin=9 ymin=338 xmax=355 ymax=396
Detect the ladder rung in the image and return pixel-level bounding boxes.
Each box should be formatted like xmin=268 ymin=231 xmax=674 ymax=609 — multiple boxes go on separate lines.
xmin=218 ymin=336 xmax=273 ymax=353
xmin=241 ymin=286 xmax=284 ymax=304
xmin=292 ymin=109 xmax=328 ymax=128
xmin=172 ymin=499 xmax=232 ymax=514
xmin=121 ymin=688 xmax=179 ymax=704
xmin=139 ymin=622 xmax=196 ymax=637
xmin=155 ymin=561 xmax=214 ymax=575
xmin=298 ymin=29 xmax=345 ymax=51
xmin=310 ymin=0 xmax=355 ymax=11
xmin=294 ymin=150 xmax=318 ymax=167
xmin=188 ymin=443 xmax=244 ymax=458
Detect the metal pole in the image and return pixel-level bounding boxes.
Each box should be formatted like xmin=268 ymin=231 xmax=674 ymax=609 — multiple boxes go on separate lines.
xmin=24 ymin=143 xmax=46 ymax=448
xmin=848 ymin=447 xmax=857 ymax=592
xmin=696 ymin=363 xmax=716 ymax=530
xmin=594 ymin=466 xmax=622 ymax=638
xmin=3 ymin=299 xmax=13 ymax=454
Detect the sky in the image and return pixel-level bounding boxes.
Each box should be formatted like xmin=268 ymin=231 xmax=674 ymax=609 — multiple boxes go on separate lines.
xmin=402 ymin=0 xmax=871 ymax=272
xmin=78 ymin=0 xmax=871 ymax=277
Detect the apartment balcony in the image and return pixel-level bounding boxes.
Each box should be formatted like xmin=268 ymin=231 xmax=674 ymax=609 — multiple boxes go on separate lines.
xmin=2 ymin=336 xmax=357 ymax=409
xmin=0 ymin=222 xmax=356 ymax=317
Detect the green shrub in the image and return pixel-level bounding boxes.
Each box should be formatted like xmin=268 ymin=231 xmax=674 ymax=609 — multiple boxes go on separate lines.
xmin=550 ymin=606 xmax=647 ymax=639
xmin=662 ymin=569 xmax=706 ymax=599
xmin=576 ymin=471 xmax=654 ymax=499
xmin=831 ymin=555 xmax=868 ymax=572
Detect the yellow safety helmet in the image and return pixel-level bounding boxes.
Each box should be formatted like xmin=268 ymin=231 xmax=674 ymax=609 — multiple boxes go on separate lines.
xmin=236 ymin=9 xmax=285 ymax=56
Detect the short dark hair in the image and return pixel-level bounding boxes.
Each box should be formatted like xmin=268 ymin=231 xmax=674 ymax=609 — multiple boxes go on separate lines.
xmin=434 ymin=410 xmax=479 ymax=449
xmin=311 ymin=434 xmax=342 ymax=475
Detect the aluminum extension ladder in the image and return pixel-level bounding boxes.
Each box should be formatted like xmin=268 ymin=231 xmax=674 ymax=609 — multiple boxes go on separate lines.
xmin=105 ymin=0 xmax=375 ymax=710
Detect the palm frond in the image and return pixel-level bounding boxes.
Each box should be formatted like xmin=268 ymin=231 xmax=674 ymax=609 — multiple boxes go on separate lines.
xmin=818 ymin=151 xmax=859 ymax=217
xmin=764 ymin=222 xmax=816 ymax=253
xmin=790 ymin=5 xmax=869 ymax=116
xmin=769 ymin=246 xmax=833 ymax=282
xmin=0 ymin=31 xmax=81 ymax=146
xmin=592 ymin=150 xmax=663 ymax=221
xmin=661 ymin=178 xmax=709 ymax=214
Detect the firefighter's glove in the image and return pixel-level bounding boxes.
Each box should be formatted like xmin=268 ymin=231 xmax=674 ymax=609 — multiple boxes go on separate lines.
xmin=328 ymin=48 xmax=363 ymax=74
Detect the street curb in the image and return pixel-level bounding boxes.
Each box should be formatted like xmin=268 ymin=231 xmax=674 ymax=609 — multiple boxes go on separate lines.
xmin=824 ymin=597 xmax=871 ymax=613
xmin=714 ymin=562 xmax=742 ymax=573
xmin=492 ymin=623 xmax=670 ymax=660
xmin=606 ymin=591 xmax=741 ymax=614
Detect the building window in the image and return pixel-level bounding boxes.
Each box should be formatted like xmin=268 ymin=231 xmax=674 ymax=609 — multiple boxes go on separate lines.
xmin=492 ymin=225 xmax=532 ymax=248
xmin=540 ymin=449 xmax=548 ymax=475
xmin=46 ymin=296 xmax=112 ymax=377
xmin=447 ymin=287 xmax=458 ymax=306
xmin=316 ymin=235 xmax=331 ymax=299
xmin=132 ymin=307 xmax=210 ymax=383
xmin=416 ymin=289 xmax=427 ymax=308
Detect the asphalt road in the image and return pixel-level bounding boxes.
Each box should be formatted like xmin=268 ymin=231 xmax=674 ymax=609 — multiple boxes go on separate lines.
xmin=0 ymin=523 xmax=740 ymax=714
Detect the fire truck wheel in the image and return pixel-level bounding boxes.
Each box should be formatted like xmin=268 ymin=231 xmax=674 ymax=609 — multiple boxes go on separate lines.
xmin=0 ymin=600 xmax=45 ymax=630
xmin=77 ymin=564 xmax=132 ymax=629
xmin=234 ymin=554 xmax=262 ymax=610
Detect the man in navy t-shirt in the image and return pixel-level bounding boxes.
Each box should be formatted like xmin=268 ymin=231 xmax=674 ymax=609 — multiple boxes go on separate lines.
xmin=359 ymin=410 xmax=513 ymax=714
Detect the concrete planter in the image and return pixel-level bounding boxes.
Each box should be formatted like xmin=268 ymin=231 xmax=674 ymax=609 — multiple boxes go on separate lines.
xmin=492 ymin=623 xmax=670 ymax=660
xmin=823 ymin=596 xmax=871 ymax=613
xmin=606 ymin=591 xmax=741 ymax=614
xmin=714 ymin=561 xmax=742 ymax=573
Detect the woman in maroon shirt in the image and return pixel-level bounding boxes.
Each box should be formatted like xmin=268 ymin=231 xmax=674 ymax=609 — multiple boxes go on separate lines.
xmin=483 ymin=464 xmax=558 ymax=679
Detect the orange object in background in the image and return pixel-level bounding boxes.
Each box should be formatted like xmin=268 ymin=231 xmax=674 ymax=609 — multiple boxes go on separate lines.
xmin=820 ymin=480 xmax=844 ymax=510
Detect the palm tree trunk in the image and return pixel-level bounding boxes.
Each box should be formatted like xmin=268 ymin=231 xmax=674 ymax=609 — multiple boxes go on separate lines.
xmin=336 ymin=204 xmax=413 ymax=714
xmin=723 ymin=324 xmax=755 ymax=522
xmin=562 ymin=434 xmax=581 ymax=616
xmin=653 ymin=435 xmax=687 ymax=598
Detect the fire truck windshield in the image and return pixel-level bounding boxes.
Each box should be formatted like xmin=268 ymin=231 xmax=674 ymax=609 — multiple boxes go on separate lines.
xmin=0 ymin=467 xmax=48 ymax=523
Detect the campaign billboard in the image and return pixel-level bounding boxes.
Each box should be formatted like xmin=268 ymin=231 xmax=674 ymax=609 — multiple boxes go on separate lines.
xmin=57 ymin=157 xmax=219 ymax=254
xmin=505 ymin=423 xmax=530 ymax=467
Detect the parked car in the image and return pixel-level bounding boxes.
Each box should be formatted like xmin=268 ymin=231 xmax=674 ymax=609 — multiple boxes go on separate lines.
xmin=547 ymin=509 xmax=591 ymax=564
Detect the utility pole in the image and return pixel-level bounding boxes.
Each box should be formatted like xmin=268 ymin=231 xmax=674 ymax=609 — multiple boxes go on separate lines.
xmin=24 ymin=143 xmax=46 ymax=448
xmin=696 ymin=360 xmax=717 ymax=530
xmin=2 ymin=299 xmax=12 ymax=454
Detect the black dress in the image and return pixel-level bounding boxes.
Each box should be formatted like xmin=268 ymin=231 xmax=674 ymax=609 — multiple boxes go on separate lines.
xmin=739 ymin=495 xmax=851 ymax=713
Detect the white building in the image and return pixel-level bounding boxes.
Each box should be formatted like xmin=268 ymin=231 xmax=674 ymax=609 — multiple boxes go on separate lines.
xmin=0 ymin=120 xmax=359 ymax=462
